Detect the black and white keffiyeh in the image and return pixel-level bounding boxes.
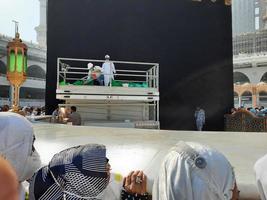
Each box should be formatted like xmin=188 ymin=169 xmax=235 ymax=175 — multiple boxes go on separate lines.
xmin=29 ymin=144 xmax=109 ymax=200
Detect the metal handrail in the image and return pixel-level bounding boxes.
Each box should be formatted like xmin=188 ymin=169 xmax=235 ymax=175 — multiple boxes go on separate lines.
xmin=116 ymin=69 xmax=147 ymax=73
xmin=58 ymin=57 xmax=159 ymax=65
xmin=57 ymin=57 xmax=159 ymax=89
xmin=58 ymin=67 xmax=147 ymax=73
xmin=58 ymin=71 xmax=157 ymax=78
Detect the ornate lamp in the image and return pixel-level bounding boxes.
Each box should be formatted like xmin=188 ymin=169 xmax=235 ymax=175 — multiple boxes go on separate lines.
xmin=6 ymin=21 xmax=28 ymax=113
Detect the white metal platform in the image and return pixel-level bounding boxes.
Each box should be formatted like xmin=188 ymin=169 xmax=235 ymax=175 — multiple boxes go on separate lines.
xmin=57 ymin=85 xmax=159 ymax=96
xmin=56 ymin=58 xmax=160 ymax=126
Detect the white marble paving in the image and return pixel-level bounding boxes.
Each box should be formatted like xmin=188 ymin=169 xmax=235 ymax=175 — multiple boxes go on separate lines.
xmin=33 ymin=123 xmax=267 ymax=199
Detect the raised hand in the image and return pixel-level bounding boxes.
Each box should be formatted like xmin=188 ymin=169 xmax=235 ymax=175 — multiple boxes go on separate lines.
xmin=123 ymin=170 xmax=147 ymax=195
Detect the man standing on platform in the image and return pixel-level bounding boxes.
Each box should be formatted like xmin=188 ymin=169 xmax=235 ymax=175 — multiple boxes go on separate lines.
xmin=67 ymin=106 xmax=82 ymax=126
xmin=102 ymin=55 xmax=116 ymax=86
xmin=194 ymin=107 xmax=205 ymax=131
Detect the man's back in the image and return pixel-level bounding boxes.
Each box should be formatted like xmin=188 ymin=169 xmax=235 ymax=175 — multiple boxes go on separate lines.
xmin=195 ymin=109 xmax=205 ymax=122
xmin=69 ymin=112 xmax=81 ymax=125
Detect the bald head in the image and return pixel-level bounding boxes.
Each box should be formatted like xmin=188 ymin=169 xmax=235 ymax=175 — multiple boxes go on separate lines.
xmin=0 ymin=156 xmax=19 ymax=200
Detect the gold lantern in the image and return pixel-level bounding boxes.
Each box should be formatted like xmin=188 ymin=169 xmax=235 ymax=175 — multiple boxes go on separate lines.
xmin=6 ymin=21 xmax=28 ymax=113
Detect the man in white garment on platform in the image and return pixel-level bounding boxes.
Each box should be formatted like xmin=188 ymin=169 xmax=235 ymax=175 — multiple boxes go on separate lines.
xmin=102 ymin=55 xmax=116 ymax=86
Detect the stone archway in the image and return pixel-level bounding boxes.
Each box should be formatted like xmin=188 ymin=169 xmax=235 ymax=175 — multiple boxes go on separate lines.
xmin=234 ymin=72 xmax=251 ymax=85
xmin=261 ymin=72 xmax=267 ymax=83
xmin=0 ymin=85 xmax=9 ymax=98
xmin=27 ymin=65 xmax=46 ymax=79
xmin=241 ymin=91 xmax=253 ymax=108
xmin=258 ymin=91 xmax=267 ymax=107
xmin=0 ymin=60 xmax=6 ymax=75
xmin=20 ymin=87 xmax=45 ymax=99
xmin=234 ymin=91 xmax=239 ymax=108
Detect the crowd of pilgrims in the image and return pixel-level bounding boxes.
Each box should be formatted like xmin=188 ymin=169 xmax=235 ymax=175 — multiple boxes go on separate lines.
xmin=231 ymin=106 xmax=267 ymax=117
xmin=0 ymin=105 xmax=45 ymax=116
xmin=0 ymin=112 xmax=267 ymax=200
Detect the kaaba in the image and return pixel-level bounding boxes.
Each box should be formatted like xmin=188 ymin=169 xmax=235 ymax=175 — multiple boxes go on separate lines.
xmin=46 ymin=0 xmax=233 ymax=131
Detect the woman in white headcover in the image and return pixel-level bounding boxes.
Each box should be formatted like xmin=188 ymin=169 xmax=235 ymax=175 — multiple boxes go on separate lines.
xmin=153 ymin=141 xmax=239 ymax=200
xmin=254 ymin=154 xmax=267 ymax=200
xmin=0 ymin=112 xmax=41 ymax=200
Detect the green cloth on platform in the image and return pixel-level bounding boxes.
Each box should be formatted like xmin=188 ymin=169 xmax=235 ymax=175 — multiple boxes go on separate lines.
xmin=73 ymin=80 xmax=84 ymax=85
xmin=112 ymin=80 xmax=123 ymax=87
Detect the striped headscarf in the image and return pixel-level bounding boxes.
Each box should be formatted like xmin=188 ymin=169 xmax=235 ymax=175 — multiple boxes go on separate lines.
xmin=29 ymin=144 xmax=109 ymax=200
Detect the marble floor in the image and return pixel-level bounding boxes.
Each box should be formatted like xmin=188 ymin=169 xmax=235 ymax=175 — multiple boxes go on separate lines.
xmin=34 ymin=123 xmax=267 ymax=199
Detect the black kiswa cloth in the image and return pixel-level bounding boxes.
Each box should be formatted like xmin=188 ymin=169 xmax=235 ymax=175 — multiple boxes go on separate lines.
xmin=29 ymin=144 xmax=109 ymax=200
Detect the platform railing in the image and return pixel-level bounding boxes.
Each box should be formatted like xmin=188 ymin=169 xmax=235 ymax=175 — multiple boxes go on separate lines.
xmin=57 ymin=57 xmax=159 ymax=90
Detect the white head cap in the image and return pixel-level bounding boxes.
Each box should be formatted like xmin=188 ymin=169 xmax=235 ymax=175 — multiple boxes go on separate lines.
xmin=0 ymin=112 xmax=41 ymax=182
xmin=153 ymin=141 xmax=235 ymax=200
xmin=105 ymin=55 xmax=110 ymax=60
xmin=87 ymin=63 xmax=93 ymax=70
xmin=254 ymin=154 xmax=267 ymax=200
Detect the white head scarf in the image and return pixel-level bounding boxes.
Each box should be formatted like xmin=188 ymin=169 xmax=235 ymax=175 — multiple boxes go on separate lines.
xmin=254 ymin=154 xmax=267 ymax=200
xmin=153 ymin=141 xmax=235 ymax=200
xmin=0 ymin=112 xmax=41 ymax=182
